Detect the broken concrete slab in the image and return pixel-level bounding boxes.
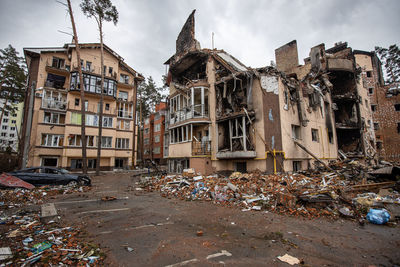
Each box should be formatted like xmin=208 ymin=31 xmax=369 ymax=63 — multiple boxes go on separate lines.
xmin=40 ymin=203 xmax=58 ymax=223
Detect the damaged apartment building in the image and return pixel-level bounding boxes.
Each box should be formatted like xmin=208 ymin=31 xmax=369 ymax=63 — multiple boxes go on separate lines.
xmin=164 ymin=11 xmax=377 ymax=175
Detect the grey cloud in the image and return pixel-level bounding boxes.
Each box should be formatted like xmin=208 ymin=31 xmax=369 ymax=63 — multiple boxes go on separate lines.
xmin=1 ymin=0 xmax=399 ymax=86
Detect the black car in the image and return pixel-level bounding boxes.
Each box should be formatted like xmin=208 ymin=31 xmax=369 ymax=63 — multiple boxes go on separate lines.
xmin=8 ymin=167 xmax=91 ymax=186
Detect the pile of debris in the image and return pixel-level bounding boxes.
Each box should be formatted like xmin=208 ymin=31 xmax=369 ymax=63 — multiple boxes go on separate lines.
xmin=0 ymin=208 xmax=103 ymax=265
xmin=0 ymin=184 xmax=102 ymax=265
xmin=138 ymin=162 xmax=400 ymax=222
xmin=0 ymin=185 xmax=91 ymax=208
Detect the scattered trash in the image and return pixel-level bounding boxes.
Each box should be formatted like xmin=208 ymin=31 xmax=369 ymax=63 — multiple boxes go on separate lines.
xmin=126 ymin=247 xmax=134 ymax=252
xmin=366 ymin=208 xmax=391 ymax=225
xmin=196 ymin=230 xmax=204 ymax=236
xmin=277 ymin=253 xmax=300 ymax=265
xmin=0 ymin=184 xmax=103 ymax=266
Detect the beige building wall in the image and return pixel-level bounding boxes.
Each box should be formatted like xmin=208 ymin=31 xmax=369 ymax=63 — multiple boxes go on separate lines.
xmin=278 ymin=77 xmax=338 ymax=172
xmin=25 ymin=44 xmax=139 ymax=170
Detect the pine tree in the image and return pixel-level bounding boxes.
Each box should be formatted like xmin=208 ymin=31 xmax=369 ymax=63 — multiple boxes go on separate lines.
xmin=375 ymin=44 xmax=400 ymax=84
xmin=0 ymin=45 xmax=26 ymax=152
xmin=80 ymin=0 xmax=118 ymax=175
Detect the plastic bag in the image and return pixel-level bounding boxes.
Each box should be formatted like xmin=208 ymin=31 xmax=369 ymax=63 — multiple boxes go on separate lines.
xmin=366 ymin=208 xmax=390 ymax=225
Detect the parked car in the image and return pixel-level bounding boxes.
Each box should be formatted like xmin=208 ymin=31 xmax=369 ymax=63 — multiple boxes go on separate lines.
xmin=8 ymin=167 xmax=91 ymax=187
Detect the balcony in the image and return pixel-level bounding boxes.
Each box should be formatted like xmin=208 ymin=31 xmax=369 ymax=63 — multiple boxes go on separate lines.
xmin=169 ymin=104 xmax=209 ymax=125
xmin=41 ymin=98 xmax=67 ymax=111
xmin=192 ymin=140 xmax=211 ymax=156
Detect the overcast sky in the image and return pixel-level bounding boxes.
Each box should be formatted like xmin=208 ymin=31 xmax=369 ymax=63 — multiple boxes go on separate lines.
xmin=1 ymin=0 xmax=399 ymax=86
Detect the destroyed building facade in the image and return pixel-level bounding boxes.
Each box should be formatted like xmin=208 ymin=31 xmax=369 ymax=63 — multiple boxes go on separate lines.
xmin=164 ymin=11 xmax=366 ymax=174
xmin=22 ymin=43 xmax=143 ymax=170
xmin=276 ymin=41 xmax=378 ymax=161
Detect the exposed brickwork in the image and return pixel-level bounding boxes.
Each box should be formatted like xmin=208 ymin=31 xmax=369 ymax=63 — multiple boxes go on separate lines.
xmin=370 ymin=84 xmax=400 ymax=163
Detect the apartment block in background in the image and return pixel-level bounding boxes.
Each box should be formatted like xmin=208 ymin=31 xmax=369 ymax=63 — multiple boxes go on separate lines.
xmin=143 ymin=102 xmax=167 ymax=165
xmin=369 ymin=82 xmax=400 ymax=163
xmin=0 ymin=98 xmax=24 ymax=152
xmin=22 ymin=43 xmax=143 ymax=170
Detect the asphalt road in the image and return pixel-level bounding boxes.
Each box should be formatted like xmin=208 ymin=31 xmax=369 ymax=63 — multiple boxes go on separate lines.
xmin=52 ymin=172 xmax=400 ymax=267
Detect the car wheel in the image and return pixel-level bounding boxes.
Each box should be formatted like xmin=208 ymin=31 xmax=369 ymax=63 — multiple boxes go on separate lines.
xmin=67 ymin=180 xmax=78 ymax=187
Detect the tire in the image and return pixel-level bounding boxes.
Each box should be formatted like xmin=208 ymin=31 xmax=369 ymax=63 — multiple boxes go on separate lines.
xmin=67 ymin=180 xmax=78 ymax=187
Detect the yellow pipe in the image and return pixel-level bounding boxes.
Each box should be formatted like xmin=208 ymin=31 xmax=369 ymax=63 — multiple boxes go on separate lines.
xmin=273 ymin=149 xmax=277 ymax=174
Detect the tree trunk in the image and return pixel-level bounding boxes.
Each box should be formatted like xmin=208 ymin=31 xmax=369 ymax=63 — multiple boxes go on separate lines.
xmin=140 ymin=99 xmax=144 ymax=167
xmin=96 ymin=20 xmax=104 ymax=175
xmin=67 ymin=0 xmax=87 ymax=174
xmin=131 ymin=80 xmax=138 ymax=167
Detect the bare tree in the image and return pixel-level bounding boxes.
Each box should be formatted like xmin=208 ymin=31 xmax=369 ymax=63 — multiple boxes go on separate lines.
xmin=67 ymin=0 xmax=88 ymax=174
xmin=80 ymin=0 xmax=118 ymax=175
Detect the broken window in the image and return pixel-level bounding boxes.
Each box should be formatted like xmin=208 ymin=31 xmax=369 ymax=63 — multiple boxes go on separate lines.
xmin=311 ymin=129 xmax=319 ymax=142
xmin=293 ymin=161 xmax=302 ymax=172
xmin=376 ymin=141 xmax=382 ymax=150
xmin=291 ymin=125 xmax=301 ymax=140
xmin=368 ymin=88 xmax=374 ymax=95
xmin=283 ymin=90 xmax=289 ymax=110
xmin=366 ymin=71 xmax=372 ymax=78
xmin=52 ymin=57 xmax=65 ymax=69
xmin=235 ymin=162 xmax=247 ymax=173
xmin=328 ymin=131 xmax=334 ymax=144
xmin=371 ymin=104 xmax=377 ymax=112
xmin=86 ymin=61 xmax=92 ymax=72
xmin=46 ymin=73 xmax=66 ymax=89
xmin=374 ymin=122 xmax=379 ymax=131
xmin=120 ymin=74 xmax=129 ymax=84
xmin=395 ymin=104 xmax=400 ymax=111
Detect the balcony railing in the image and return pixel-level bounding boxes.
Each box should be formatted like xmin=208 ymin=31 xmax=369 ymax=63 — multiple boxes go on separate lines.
xmin=170 ymin=104 xmax=209 ymax=125
xmin=42 ymin=98 xmax=67 ymax=111
xmin=192 ymin=140 xmax=211 ymax=156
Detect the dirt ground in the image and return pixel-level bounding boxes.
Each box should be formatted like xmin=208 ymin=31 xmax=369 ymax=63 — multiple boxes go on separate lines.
xmin=51 ymin=172 xmax=400 ymax=267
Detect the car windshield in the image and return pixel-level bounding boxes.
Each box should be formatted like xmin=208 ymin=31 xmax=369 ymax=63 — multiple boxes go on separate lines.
xmin=59 ymin=168 xmax=69 ymax=174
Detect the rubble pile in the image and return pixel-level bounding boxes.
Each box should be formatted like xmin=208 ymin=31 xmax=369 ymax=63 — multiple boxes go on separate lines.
xmin=0 ymin=210 xmax=103 ymax=265
xmin=139 ymin=162 xmax=400 ymax=221
xmin=0 ymin=186 xmax=91 ymax=207
xmin=0 ymin=185 xmax=103 ymax=265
